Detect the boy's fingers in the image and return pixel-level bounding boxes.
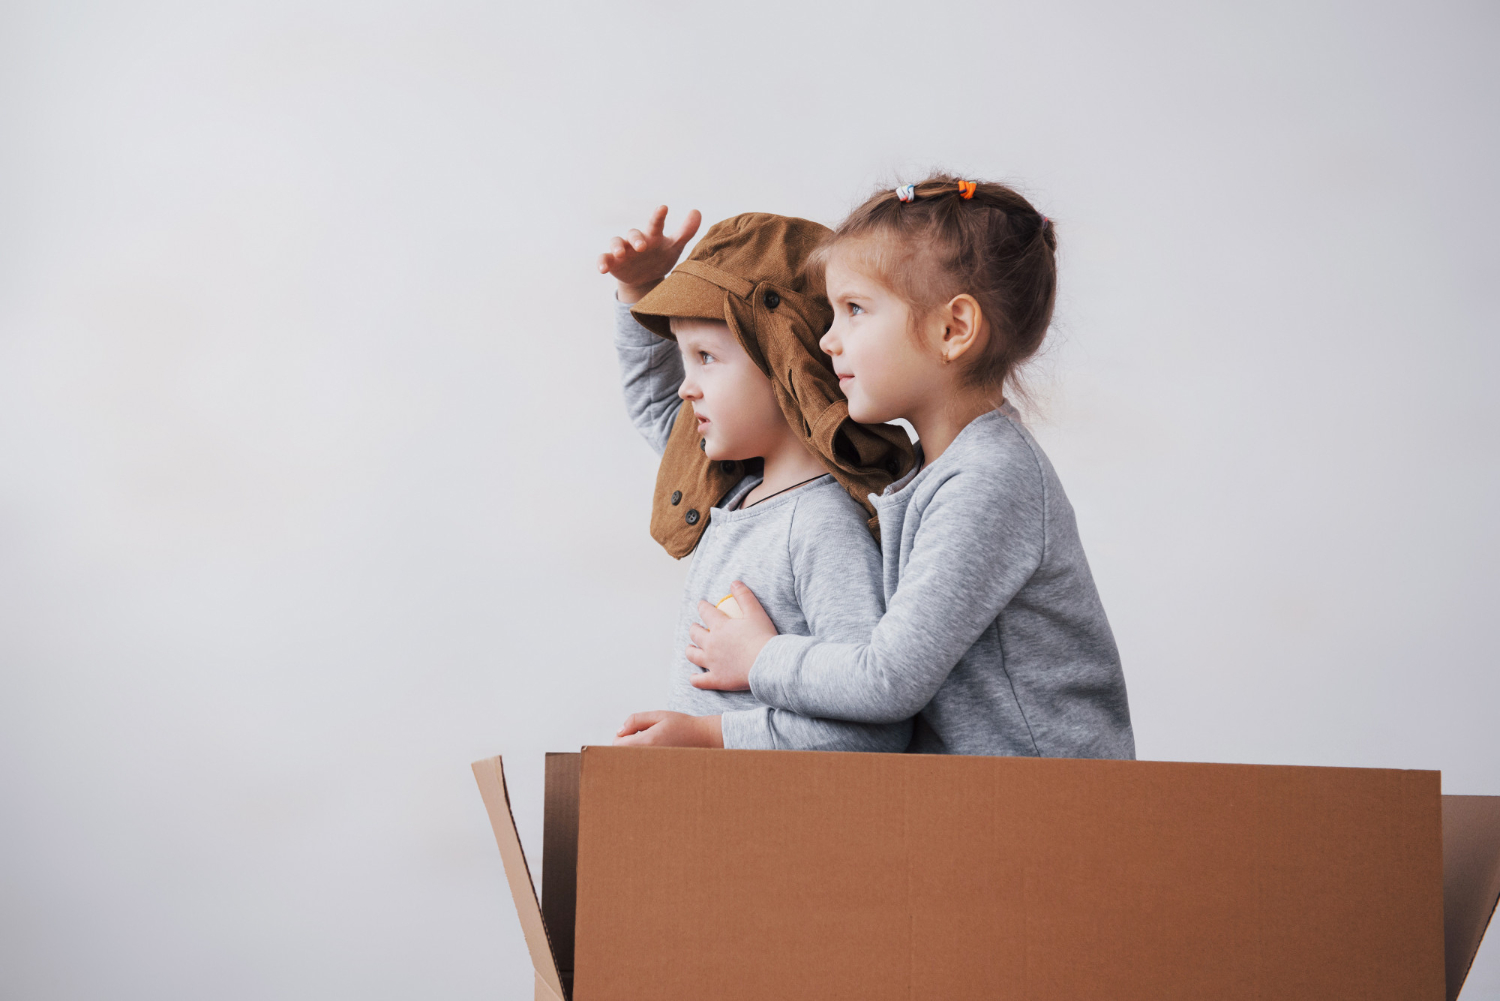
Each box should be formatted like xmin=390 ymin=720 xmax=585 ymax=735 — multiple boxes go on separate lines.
xmin=697 ymin=599 xmax=729 ymax=627
xmin=684 ymin=644 xmax=708 ymax=668
xmin=670 ymin=209 xmax=702 ymax=251
xmin=617 ymin=711 xmax=650 ymax=735
xmin=615 ymin=712 xmax=672 ymax=745
xmin=647 ymin=205 xmax=668 ymax=238
xmin=687 ymin=622 xmax=709 ymax=645
xmin=625 ymin=228 xmax=647 ymax=251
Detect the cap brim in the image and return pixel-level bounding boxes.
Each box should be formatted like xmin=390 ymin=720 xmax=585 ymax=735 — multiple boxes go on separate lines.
xmin=630 ymin=270 xmax=728 ymax=340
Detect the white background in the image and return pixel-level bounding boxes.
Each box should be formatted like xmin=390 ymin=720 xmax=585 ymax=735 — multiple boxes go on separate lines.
xmin=2 ymin=1 xmax=1496 ymax=997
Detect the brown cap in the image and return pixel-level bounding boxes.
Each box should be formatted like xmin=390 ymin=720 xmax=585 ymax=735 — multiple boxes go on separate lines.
xmin=627 ymin=267 xmax=725 ymax=340
xmin=630 ymin=213 xmax=917 ymax=558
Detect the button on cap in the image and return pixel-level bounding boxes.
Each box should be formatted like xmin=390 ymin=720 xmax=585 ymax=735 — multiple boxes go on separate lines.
xmin=765 ymin=291 xmax=781 ymax=309
xmin=685 ymin=509 xmax=700 ymax=525
xmin=720 ymin=461 xmax=736 ymax=474
xmin=671 ymin=490 xmax=682 ymax=505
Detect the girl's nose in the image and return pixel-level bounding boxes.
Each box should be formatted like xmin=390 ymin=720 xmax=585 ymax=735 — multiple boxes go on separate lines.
xmin=819 ymin=327 xmax=840 ymax=356
xmin=678 ymin=379 xmax=700 ymax=401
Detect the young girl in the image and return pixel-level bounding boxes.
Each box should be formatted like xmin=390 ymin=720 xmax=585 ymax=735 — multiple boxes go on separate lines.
xmin=688 ymin=175 xmax=1135 ymax=758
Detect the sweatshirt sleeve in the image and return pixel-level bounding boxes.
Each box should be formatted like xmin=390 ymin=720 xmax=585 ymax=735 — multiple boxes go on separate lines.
xmin=614 ymin=297 xmax=684 ymax=456
xmin=719 ymin=705 xmax=912 ymax=751
xmin=721 ymin=488 xmax=912 ymax=751
xmin=749 ymin=461 xmax=1046 ymax=724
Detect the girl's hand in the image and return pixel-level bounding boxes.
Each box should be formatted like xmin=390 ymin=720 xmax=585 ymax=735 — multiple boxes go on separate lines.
xmin=614 ymin=711 xmax=723 ymax=748
xmin=686 ymin=581 xmax=777 ymax=691
xmin=598 ymin=205 xmax=702 ymax=303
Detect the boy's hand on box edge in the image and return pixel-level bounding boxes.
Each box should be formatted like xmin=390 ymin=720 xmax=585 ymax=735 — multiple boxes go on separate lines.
xmin=685 ymin=581 xmax=776 ymax=691
xmin=613 ymin=711 xmax=724 ymax=748
xmin=598 ymin=204 xmax=702 ymax=302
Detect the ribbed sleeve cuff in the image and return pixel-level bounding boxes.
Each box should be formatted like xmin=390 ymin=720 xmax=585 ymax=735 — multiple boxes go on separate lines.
xmin=718 ymin=708 xmax=775 ymax=750
xmin=748 ymin=633 xmax=817 ymax=715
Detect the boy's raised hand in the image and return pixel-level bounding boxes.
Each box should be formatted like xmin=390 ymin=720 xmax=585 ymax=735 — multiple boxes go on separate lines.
xmin=598 ymin=205 xmax=702 ymax=303
xmin=686 ymin=581 xmax=778 ymax=691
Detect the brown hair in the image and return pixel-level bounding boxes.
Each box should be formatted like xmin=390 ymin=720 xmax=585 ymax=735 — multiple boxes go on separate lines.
xmin=815 ymin=173 xmax=1057 ymax=397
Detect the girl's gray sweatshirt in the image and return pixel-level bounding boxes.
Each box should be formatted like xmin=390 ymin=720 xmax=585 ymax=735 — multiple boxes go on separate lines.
xmin=614 ymin=300 xmax=911 ymax=753
xmin=750 ymin=407 xmax=1136 ymax=759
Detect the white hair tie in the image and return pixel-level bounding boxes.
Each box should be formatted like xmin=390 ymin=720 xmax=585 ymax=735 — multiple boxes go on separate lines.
xmin=896 ymin=184 xmax=917 ymax=203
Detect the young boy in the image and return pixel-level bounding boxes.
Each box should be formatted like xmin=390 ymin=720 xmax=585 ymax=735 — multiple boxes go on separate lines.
xmin=600 ymin=207 xmax=916 ymax=751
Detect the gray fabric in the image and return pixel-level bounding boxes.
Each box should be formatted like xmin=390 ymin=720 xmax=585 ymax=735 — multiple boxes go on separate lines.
xmin=750 ymin=407 xmax=1135 ymax=759
xmin=614 ymin=298 xmax=685 ymax=455
xmin=614 ymin=300 xmax=911 ymax=752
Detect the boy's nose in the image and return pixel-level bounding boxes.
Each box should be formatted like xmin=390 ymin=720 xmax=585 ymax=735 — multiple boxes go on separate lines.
xmin=678 ymin=380 xmax=700 ymax=401
xmin=819 ymin=327 xmax=840 ymax=356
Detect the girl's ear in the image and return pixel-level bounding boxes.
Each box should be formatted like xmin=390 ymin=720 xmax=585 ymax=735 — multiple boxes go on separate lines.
xmin=940 ymin=294 xmax=987 ymax=363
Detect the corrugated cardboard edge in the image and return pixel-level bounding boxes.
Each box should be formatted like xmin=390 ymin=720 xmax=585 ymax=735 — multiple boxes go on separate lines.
xmin=471 ymin=756 xmax=566 ymax=1001
xmin=1444 ymin=794 xmax=1500 ymax=1000
xmin=541 ymin=752 xmax=581 ymax=987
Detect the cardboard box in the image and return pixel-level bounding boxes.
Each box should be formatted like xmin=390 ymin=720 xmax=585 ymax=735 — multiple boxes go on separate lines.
xmin=473 ymin=748 xmax=1500 ymax=1001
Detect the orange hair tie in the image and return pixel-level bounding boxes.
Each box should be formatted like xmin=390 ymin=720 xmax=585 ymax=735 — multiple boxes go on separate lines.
xmin=957 ymin=180 xmax=977 ymax=200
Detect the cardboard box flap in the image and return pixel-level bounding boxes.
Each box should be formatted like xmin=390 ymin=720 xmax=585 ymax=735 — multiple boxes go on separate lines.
xmin=541 ymin=753 xmax=581 ymax=985
xmin=1443 ymin=794 xmax=1500 ymax=1000
xmin=471 ymin=757 xmax=566 ymax=1001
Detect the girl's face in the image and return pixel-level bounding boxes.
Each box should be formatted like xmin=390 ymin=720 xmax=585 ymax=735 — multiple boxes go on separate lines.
xmin=820 ymin=248 xmax=947 ymax=425
xmin=672 ymin=317 xmax=786 ymax=461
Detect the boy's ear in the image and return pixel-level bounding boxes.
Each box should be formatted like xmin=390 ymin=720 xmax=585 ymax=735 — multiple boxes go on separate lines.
xmin=940 ymin=294 xmax=987 ymax=363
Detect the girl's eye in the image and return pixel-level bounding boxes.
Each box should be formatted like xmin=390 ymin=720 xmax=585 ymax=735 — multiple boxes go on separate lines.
xmin=848 ymin=303 xmax=864 ymax=316
xmin=699 ymin=351 xmax=716 ymax=364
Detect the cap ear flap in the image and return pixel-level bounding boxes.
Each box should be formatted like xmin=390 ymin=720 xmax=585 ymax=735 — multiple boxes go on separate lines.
xmin=724 ymin=293 xmax=770 ymax=378
xmin=649 ymin=401 xmax=740 ymax=559
xmin=773 ymin=285 xmax=835 ymax=370
xmin=807 ymin=401 xmax=917 ymax=523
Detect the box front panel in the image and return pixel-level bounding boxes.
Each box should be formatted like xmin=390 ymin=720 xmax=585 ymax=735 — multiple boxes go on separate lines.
xmin=572 ymin=749 xmax=1443 ymax=1001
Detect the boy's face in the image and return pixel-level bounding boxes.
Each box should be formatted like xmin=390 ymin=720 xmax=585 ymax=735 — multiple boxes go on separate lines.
xmin=820 ymin=248 xmax=943 ymax=425
xmin=672 ymin=317 xmax=786 ymax=461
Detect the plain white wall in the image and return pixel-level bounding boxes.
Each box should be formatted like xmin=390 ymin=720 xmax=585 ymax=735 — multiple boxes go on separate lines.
xmin=1 ymin=1 xmax=1496 ymax=997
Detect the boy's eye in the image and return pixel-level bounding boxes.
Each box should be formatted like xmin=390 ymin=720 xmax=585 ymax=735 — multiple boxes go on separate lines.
xmin=699 ymin=351 xmax=716 ymax=364
xmin=848 ymin=302 xmax=864 ymax=316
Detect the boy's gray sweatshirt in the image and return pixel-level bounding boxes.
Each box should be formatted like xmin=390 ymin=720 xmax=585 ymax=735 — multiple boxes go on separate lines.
xmin=750 ymin=407 xmax=1136 ymax=759
xmin=614 ymin=300 xmax=911 ymax=753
